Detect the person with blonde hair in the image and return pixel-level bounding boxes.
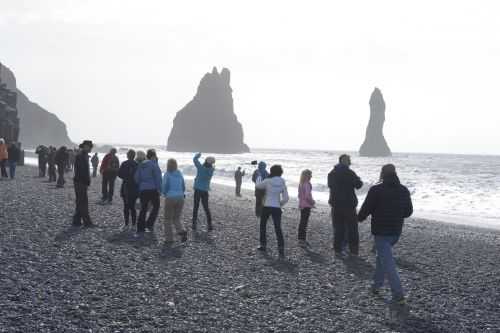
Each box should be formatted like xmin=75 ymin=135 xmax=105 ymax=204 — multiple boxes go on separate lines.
xmin=298 ymin=169 xmax=315 ymax=248
xmin=161 ymin=158 xmax=188 ymax=245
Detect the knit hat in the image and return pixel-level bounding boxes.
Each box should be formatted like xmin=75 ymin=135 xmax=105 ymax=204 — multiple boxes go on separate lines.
xmin=205 ymin=156 xmax=216 ymax=165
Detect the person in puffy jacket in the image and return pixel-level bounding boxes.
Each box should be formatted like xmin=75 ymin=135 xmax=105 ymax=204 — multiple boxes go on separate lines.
xmin=72 ymin=140 xmax=94 ymax=227
xmin=134 ymin=149 xmax=162 ymax=234
xmin=252 ymin=161 xmax=269 ymax=217
xmin=298 ymin=169 xmax=315 ymax=247
xmin=192 ymin=152 xmax=215 ymax=231
xmin=118 ymin=149 xmax=139 ymax=229
xmin=358 ymin=164 xmax=413 ymax=305
xmin=255 ymin=164 xmax=289 ymax=258
xmin=328 ymin=154 xmax=363 ymax=256
xmin=55 ymin=146 xmax=69 ymax=188
xmin=0 ymin=138 xmax=8 ymax=178
xmin=161 ymin=158 xmax=188 ymax=245
xmin=47 ymin=146 xmax=57 ymax=182
xmin=100 ymin=148 xmax=120 ymax=204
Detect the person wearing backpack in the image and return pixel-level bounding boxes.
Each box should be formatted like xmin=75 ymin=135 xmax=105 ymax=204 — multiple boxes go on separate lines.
xmin=100 ymin=148 xmax=120 ymax=204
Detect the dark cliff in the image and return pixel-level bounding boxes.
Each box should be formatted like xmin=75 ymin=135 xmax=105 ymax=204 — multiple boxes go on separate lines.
xmin=359 ymin=88 xmax=392 ymax=157
xmin=167 ymin=67 xmax=250 ymax=154
xmin=0 ymin=62 xmax=73 ymax=148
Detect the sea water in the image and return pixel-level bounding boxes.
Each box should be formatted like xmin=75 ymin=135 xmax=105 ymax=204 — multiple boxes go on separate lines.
xmin=26 ymin=148 xmax=500 ymax=228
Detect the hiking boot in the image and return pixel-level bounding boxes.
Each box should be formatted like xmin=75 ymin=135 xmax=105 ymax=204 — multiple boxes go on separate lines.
xmin=257 ymin=245 xmax=267 ymax=252
xmin=180 ymin=231 xmax=188 ymax=243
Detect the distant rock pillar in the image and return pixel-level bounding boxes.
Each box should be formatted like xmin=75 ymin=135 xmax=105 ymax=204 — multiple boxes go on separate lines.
xmin=359 ymin=88 xmax=392 ymax=157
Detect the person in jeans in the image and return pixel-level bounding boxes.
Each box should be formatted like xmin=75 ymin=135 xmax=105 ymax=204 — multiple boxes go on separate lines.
xmin=73 ymin=140 xmax=94 ymax=227
xmin=252 ymin=161 xmax=269 ymax=217
xmin=192 ymin=152 xmax=215 ymax=231
xmin=256 ymin=165 xmax=289 ymax=258
xmin=161 ymin=158 xmax=188 ymax=245
xmin=328 ymin=154 xmax=363 ymax=257
xmin=100 ymin=148 xmax=120 ymax=204
xmin=0 ymin=138 xmax=9 ymax=178
xmin=134 ymin=149 xmax=162 ymax=235
xmin=298 ymin=169 xmax=315 ymax=248
xmin=118 ymin=149 xmax=139 ymax=229
xmin=91 ymin=153 xmax=99 ymax=178
xmin=7 ymin=142 xmax=20 ymax=179
xmin=234 ymin=167 xmax=245 ymax=197
xmin=358 ymin=164 xmax=413 ymax=305
xmin=55 ymin=146 xmax=68 ymax=188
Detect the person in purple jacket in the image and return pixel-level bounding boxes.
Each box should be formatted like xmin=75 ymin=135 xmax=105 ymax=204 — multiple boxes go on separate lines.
xmin=298 ymin=169 xmax=315 ymax=248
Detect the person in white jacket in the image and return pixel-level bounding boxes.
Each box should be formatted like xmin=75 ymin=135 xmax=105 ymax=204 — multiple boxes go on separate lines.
xmin=255 ymin=164 xmax=289 ymax=258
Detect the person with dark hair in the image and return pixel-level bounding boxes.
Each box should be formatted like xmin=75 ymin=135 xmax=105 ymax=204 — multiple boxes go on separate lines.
xmin=7 ymin=142 xmax=20 ymax=179
xmin=255 ymin=164 xmax=289 ymax=259
xmin=134 ymin=149 xmax=162 ymax=235
xmin=100 ymin=148 xmax=120 ymax=204
xmin=192 ymin=152 xmax=215 ymax=231
xmin=328 ymin=154 xmax=363 ymax=257
xmin=55 ymin=146 xmax=69 ymax=188
xmin=118 ymin=149 xmax=139 ymax=229
xmin=91 ymin=153 xmax=99 ymax=177
xmin=252 ymin=161 xmax=269 ymax=217
xmin=234 ymin=167 xmax=245 ymax=197
xmin=35 ymin=145 xmax=49 ymax=177
xmin=73 ymin=140 xmax=94 ymax=227
xmin=0 ymin=138 xmax=8 ymax=178
xmin=298 ymin=169 xmax=315 ymax=248
xmin=162 ymin=158 xmax=188 ymax=245
xmin=358 ymin=164 xmax=413 ymax=305
xmin=47 ymin=146 xmax=57 ymax=182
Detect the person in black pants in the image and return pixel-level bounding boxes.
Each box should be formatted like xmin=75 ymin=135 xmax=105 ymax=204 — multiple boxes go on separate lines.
xmin=55 ymin=146 xmax=68 ymax=188
xmin=100 ymin=148 xmax=120 ymax=204
xmin=73 ymin=140 xmax=94 ymax=227
xmin=192 ymin=153 xmax=215 ymax=231
xmin=255 ymin=165 xmax=290 ymax=258
xmin=328 ymin=154 xmax=363 ymax=257
xmin=134 ymin=149 xmax=162 ymax=235
xmin=118 ymin=149 xmax=139 ymax=229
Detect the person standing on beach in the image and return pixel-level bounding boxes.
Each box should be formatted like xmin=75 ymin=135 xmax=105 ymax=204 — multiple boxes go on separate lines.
xmin=47 ymin=146 xmax=57 ymax=182
xmin=192 ymin=152 xmax=215 ymax=231
xmin=256 ymin=165 xmax=289 ymax=258
xmin=134 ymin=149 xmax=162 ymax=235
xmin=0 ymin=138 xmax=9 ymax=178
xmin=328 ymin=154 xmax=363 ymax=257
xmin=118 ymin=149 xmax=139 ymax=229
xmin=73 ymin=140 xmax=94 ymax=227
xmin=358 ymin=164 xmax=413 ymax=305
xmin=35 ymin=145 xmax=49 ymax=177
xmin=298 ymin=169 xmax=315 ymax=248
xmin=7 ymin=142 xmax=20 ymax=179
xmin=234 ymin=167 xmax=245 ymax=197
xmin=91 ymin=153 xmax=99 ymax=178
xmin=252 ymin=161 xmax=269 ymax=217
xmin=99 ymin=148 xmax=120 ymax=204
xmin=161 ymin=158 xmax=188 ymax=245
xmin=55 ymin=146 xmax=68 ymax=188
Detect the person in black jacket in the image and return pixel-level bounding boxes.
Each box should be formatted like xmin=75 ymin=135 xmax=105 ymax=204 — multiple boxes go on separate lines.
xmin=358 ymin=164 xmax=413 ymax=305
xmin=55 ymin=146 xmax=69 ymax=188
xmin=328 ymin=154 xmax=363 ymax=256
xmin=7 ymin=142 xmax=20 ymax=179
xmin=47 ymin=146 xmax=57 ymax=182
xmin=73 ymin=140 xmax=94 ymax=227
xmin=118 ymin=149 xmax=139 ymax=229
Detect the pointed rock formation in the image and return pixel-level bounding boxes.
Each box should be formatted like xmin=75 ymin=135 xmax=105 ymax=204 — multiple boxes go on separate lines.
xmin=0 ymin=62 xmax=73 ymax=148
xmin=359 ymin=88 xmax=392 ymax=157
xmin=167 ymin=67 xmax=250 ymax=154
xmin=0 ymin=73 xmax=20 ymax=144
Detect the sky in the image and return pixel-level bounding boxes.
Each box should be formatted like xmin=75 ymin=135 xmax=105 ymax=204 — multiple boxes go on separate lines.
xmin=1 ymin=0 xmax=500 ymax=155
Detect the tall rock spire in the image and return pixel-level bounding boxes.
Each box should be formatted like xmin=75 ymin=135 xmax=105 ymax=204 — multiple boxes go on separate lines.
xmin=359 ymin=88 xmax=392 ymax=157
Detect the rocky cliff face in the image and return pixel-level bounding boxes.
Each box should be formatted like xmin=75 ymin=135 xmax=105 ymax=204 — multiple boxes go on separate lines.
xmin=0 ymin=62 xmax=73 ymax=148
xmin=359 ymin=88 xmax=392 ymax=157
xmin=167 ymin=67 xmax=250 ymax=154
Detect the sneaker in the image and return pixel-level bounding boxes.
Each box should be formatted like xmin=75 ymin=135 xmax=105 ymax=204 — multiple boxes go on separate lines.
xmin=392 ymin=296 xmax=406 ymax=305
xmin=121 ymin=224 xmax=130 ymax=231
xmin=180 ymin=231 xmax=188 ymax=243
xmin=371 ymin=286 xmax=381 ymax=296
xmin=257 ymin=245 xmax=267 ymax=252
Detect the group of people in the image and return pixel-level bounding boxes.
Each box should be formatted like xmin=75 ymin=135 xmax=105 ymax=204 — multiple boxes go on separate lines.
xmin=0 ymin=138 xmax=20 ymax=179
xmin=246 ymin=154 xmax=413 ymax=304
xmin=34 ymin=145 xmax=77 ymax=188
xmin=34 ymin=139 xmax=412 ymax=305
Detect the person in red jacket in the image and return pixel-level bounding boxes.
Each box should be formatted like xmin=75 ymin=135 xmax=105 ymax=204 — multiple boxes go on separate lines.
xmin=100 ymin=148 xmax=120 ymax=204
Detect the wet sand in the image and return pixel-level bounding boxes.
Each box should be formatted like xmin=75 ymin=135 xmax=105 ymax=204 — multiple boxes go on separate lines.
xmin=1 ymin=166 xmax=499 ymax=332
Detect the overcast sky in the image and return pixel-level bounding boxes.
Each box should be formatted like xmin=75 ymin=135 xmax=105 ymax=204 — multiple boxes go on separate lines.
xmin=1 ymin=0 xmax=499 ymax=154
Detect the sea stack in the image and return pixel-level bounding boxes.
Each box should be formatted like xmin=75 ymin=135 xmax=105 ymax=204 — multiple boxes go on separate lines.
xmin=0 ymin=62 xmax=73 ymax=148
xmin=0 ymin=70 xmax=20 ymax=144
xmin=359 ymin=88 xmax=392 ymax=157
xmin=167 ymin=67 xmax=250 ymax=154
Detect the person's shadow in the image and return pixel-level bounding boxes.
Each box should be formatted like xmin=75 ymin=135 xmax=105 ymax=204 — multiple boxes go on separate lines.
xmin=192 ymin=231 xmax=216 ymax=246
xmin=158 ymin=243 xmax=185 ymax=261
xmin=258 ymin=251 xmax=298 ymax=274
xmin=54 ymin=225 xmax=83 ymax=243
xmin=303 ymin=247 xmax=329 ymax=265
xmin=342 ymin=256 xmax=375 ymax=281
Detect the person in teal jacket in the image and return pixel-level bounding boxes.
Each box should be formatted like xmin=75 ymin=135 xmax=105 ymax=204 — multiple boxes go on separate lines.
xmin=192 ymin=152 xmax=215 ymax=231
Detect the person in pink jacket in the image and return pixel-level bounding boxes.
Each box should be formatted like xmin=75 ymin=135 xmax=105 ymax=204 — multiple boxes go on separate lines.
xmin=298 ymin=169 xmax=315 ymax=247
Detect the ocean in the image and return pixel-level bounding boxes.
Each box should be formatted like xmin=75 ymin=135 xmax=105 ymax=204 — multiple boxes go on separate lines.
xmin=26 ymin=148 xmax=500 ymax=229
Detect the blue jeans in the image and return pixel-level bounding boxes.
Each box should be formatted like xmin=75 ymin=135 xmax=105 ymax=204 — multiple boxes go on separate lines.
xmin=373 ymin=235 xmax=404 ymax=299
xmin=8 ymin=161 xmax=16 ymax=179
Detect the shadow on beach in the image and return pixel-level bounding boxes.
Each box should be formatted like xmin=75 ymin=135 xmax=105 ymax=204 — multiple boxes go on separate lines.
xmin=54 ymin=225 xmax=83 ymax=242
xmin=259 ymin=251 xmax=299 ymax=274
xmin=192 ymin=231 xmax=216 ymax=246
xmin=342 ymin=256 xmax=375 ymax=281
xmin=107 ymin=230 xmax=158 ymax=248
xmin=303 ymin=247 xmax=329 ymax=265
xmin=158 ymin=243 xmax=185 ymax=261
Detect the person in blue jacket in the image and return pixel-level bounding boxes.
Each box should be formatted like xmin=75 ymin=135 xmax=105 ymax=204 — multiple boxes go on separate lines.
xmin=134 ymin=149 xmax=162 ymax=235
xmin=192 ymin=152 xmax=215 ymax=231
xmin=161 ymin=158 xmax=188 ymax=245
